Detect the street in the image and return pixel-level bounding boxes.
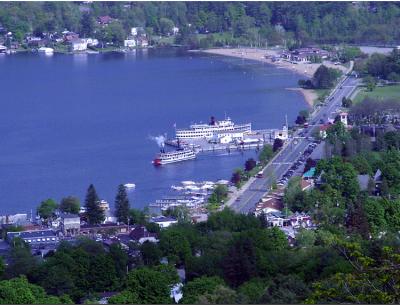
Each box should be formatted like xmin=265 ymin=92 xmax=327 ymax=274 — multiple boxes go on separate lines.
xmin=229 ymin=76 xmax=360 ymax=214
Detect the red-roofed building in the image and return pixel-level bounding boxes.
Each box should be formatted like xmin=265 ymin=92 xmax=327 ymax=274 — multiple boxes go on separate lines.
xmin=98 ymin=16 xmax=113 ymax=25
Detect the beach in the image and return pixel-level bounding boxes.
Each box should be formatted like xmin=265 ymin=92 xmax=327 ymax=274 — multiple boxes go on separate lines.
xmin=201 ymin=47 xmax=347 ymax=77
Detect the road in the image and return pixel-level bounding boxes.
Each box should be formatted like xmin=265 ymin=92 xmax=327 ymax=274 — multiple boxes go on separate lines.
xmin=229 ymin=76 xmax=360 ymax=214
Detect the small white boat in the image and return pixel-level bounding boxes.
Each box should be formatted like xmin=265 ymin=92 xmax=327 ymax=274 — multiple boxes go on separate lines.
xmin=38 ymin=47 xmax=54 ymax=55
xmin=124 ymin=183 xmax=136 ymax=189
xmin=181 ymin=181 xmax=196 ymax=186
xmin=216 ymin=179 xmax=230 ymax=185
xmin=171 ymin=185 xmax=184 ymax=191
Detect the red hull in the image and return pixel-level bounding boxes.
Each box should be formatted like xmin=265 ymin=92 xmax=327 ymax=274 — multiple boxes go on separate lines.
xmin=153 ymin=158 xmax=162 ymax=166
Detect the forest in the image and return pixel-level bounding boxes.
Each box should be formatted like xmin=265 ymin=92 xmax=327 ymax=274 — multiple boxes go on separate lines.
xmin=0 ymin=2 xmax=399 ymax=48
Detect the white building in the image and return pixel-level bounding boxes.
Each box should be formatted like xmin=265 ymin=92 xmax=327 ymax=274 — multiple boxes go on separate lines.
xmin=82 ymin=38 xmax=98 ymax=47
xmin=339 ymin=112 xmax=348 ymax=126
xmin=213 ymin=131 xmax=244 ymax=144
xmin=150 ymin=216 xmax=178 ymax=228
xmin=69 ymin=39 xmax=87 ymax=52
xmin=172 ymin=26 xmax=179 ymax=35
xmin=272 ymin=126 xmax=288 ymax=140
xmin=124 ymin=38 xmax=136 ymax=48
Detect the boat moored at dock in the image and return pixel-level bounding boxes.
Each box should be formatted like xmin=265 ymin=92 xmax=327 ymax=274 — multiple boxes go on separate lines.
xmin=175 ymin=116 xmax=251 ymax=140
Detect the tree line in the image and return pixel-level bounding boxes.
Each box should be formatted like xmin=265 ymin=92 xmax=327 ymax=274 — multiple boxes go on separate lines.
xmin=1 ymin=2 xmax=400 ymax=48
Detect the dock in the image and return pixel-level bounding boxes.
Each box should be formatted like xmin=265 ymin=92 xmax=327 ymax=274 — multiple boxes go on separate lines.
xmin=165 ymin=129 xmax=280 ymax=153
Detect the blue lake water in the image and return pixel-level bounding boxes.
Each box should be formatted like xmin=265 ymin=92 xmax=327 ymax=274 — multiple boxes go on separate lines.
xmin=0 ymin=49 xmax=307 ymax=214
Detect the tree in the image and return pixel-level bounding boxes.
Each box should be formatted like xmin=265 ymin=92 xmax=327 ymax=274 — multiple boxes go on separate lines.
xmin=181 ymin=276 xmax=226 ymax=304
xmin=37 ymin=199 xmax=58 ymax=222
xmin=115 ymin=184 xmax=130 ymax=224
xmin=364 ymin=75 xmax=376 ymax=91
xmin=231 ymin=168 xmax=244 ymax=187
xmin=244 ymin=158 xmax=257 ymax=172
xmin=59 ymin=196 xmax=80 ymax=214
xmin=312 ymin=65 xmax=340 ymax=89
xmin=6 ymin=238 xmax=37 ymax=278
xmin=159 ymin=17 xmax=174 ymax=35
xmin=0 ymin=256 xmax=4 ymax=279
xmin=223 ymin=237 xmax=257 ymax=287
xmin=0 ymin=276 xmax=72 ymax=304
xmin=109 ymin=266 xmax=178 ymax=304
xmin=307 ymin=241 xmax=400 ymax=303
xmin=140 ymin=241 xmax=162 ymax=266
xmin=129 ymin=209 xmax=146 ymax=225
xmin=259 ymin=144 xmax=273 ymax=164
xmin=296 ymin=229 xmax=316 ymax=248
xmin=273 ymin=138 xmax=284 ymax=152
xmin=84 ymin=184 xmax=104 ymax=225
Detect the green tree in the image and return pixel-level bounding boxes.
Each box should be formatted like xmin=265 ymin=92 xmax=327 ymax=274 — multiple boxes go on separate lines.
xmin=181 ymin=276 xmax=226 ymax=304
xmin=140 ymin=241 xmax=162 ymax=266
xmin=312 ymin=65 xmax=341 ymax=89
xmin=84 ymin=184 xmax=104 ymax=225
xmin=115 ymin=184 xmax=130 ymax=224
xmin=259 ymin=144 xmax=273 ymax=164
xmin=244 ymin=158 xmax=257 ymax=172
xmin=0 ymin=276 xmax=72 ymax=304
xmin=159 ymin=17 xmax=174 ymax=35
xmin=6 ymin=238 xmax=37 ymax=278
xmin=37 ymin=199 xmax=58 ymax=222
xmin=273 ymin=138 xmax=284 ymax=152
xmin=109 ymin=266 xmax=178 ymax=304
xmin=59 ymin=196 xmax=80 ymax=214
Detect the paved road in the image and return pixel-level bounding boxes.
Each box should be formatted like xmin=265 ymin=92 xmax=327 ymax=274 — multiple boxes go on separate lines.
xmin=229 ymin=76 xmax=360 ymax=214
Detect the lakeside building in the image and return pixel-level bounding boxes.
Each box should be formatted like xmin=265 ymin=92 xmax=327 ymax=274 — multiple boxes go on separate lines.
xmin=60 ymin=213 xmax=80 ymax=236
xmin=69 ymin=38 xmax=88 ymax=52
xmin=281 ymin=47 xmax=332 ymax=63
xmin=272 ymin=125 xmax=289 ymax=141
xmin=0 ymin=45 xmax=7 ymax=53
xmin=7 ymin=229 xmax=59 ymax=246
xmin=150 ymin=216 xmax=178 ymax=228
xmin=124 ymin=37 xmax=137 ymax=48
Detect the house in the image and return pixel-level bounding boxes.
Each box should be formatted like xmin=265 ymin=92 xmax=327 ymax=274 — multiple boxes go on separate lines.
xmin=0 ymin=213 xmax=28 ymax=225
xmin=272 ymin=126 xmax=288 ymax=141
xmin=289 ymin=212 xmax=313 ymax=228
xmin=339 ymin=112 xmax=348 ymax=126
xmin=60 ymin=213 xmax=80 ymax=236
xmin=98 ymin=16 xmax=113 ymax=25
xmin=7 ymin=229 xmax=59 ymax=246
xmin=302 ymin=167 xmax=316 ymax=180
xmin=319 ymin=124 xmax=330 ymax=139
xmin=280 ymin=47 xmax=332 ymax=63
xmin=82 ymin=38 xmax=98 ymax=47
xmin=80 ymin=223 xmax=129 ymax=235
xmin=300 ymin=178 xmax=314 ymax=191
xmin=124 ymin=38 xmax=136 ymax=48
xmin=137 ymin=37 xmax=149 ymax=47
xmin=172 ymin=26 xmax=179 ymax=35
xmin=63 ymin=32 xmax=79 ymax=42
xmin=129 ymin=226 xmax=158 ymax=244
xmin=150 ymin=216 xmax=178 ymax=228
xmin=69 ymin=39 xmax=87 ymax=52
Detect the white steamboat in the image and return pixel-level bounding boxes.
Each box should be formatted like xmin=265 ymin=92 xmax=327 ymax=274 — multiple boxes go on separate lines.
xmin=175 ymin=116 xmax=251 ymax=140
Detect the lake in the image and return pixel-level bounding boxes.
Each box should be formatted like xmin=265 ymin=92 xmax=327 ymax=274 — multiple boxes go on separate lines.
xmin=0 ymin=48 xmax=307 ymax=214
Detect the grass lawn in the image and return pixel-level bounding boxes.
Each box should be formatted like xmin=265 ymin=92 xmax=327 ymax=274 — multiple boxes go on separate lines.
xmin=314 ymin=89 xmax=330 ymax=104
xmin=354 ymin=85 xmax=400 ymax=103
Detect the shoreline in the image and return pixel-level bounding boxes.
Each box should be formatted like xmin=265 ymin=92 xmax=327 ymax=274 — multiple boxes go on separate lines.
xmin=286 ymin=88 xmax=317 ymax=107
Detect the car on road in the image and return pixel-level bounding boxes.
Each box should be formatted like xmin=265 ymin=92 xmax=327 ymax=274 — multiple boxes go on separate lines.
xmin=256 ymin=171 xmax=264 ymax=178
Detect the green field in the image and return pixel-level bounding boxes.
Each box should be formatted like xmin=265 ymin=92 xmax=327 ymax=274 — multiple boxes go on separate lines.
xmin=354 ymin=85 xmax=400 ymax=103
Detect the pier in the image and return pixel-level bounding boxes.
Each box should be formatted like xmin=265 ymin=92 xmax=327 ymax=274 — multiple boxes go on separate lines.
xmin=165 ymin=129 xmax=282 ymax=153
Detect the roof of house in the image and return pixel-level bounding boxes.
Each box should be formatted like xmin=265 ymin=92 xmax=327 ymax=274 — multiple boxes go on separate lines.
xmin=303 ymin=167 xmax=316 ymax=179
xmin=98 ymin=15 xmax=113 ymax=24
xmin=357 ymin=174 xmax=370 ymax=191
xmin=7 ymin=229 xmax=57 ymax=239
xmin=300 ymin=179 xmax=313 ymax=191
xmin=60 ymin=213 xmax=80 ymax=219
xmin=374 ymin=169 xmax=383 ymax=182
xmin=130 ymin=226 xmax=158 ymax=241
xmin=151 ymin=216 xmax=177 ymax=223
